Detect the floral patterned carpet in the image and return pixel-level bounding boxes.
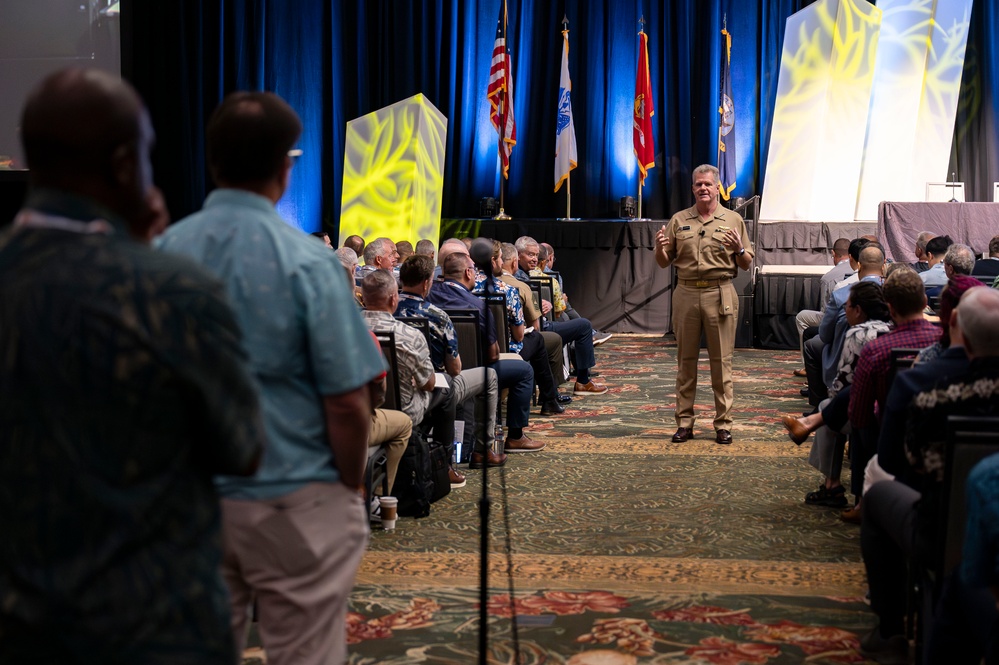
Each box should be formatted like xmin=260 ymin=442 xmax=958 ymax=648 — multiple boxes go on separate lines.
xmin=247 ymin=336 xmax=878 ymax=664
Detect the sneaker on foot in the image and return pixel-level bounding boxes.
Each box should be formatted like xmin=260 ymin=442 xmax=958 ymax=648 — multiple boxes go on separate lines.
xmin=592 ymin=331 xmax=613 ymax=346
xmin=858 ymin=627 xmax=908 ymax=665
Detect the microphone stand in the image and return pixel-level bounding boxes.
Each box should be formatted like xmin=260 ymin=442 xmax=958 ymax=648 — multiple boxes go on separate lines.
xmin=478 ymin=268 xmax=492 ymax=665
xmin=949 ymin=171 xmax=959 ymax=203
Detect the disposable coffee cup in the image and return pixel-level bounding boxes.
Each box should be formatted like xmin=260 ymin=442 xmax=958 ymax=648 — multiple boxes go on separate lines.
xmin=379 ymin=496 xmax=398 ymax=530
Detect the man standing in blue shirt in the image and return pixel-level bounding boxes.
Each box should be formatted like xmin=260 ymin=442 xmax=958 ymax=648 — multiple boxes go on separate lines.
xmin=158 ymin=92 xmax=385 ymax=665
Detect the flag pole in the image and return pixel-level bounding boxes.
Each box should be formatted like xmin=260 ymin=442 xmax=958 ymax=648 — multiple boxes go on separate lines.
xmin=563 ymin=15 xmax=571 ymax=221
xmin=494 ymin=0 xmax=512 ymax=220
xmin=637 ymin=16 xmax=646 ymax=220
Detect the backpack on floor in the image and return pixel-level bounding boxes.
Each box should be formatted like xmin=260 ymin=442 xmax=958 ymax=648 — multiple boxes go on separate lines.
xmin=394 ymin=429 xmax=451 ymax=517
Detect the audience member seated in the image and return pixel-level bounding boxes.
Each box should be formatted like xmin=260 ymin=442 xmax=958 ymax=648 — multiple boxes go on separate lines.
xmin=395 ymin=254 xmax=505 ymax=464
xmin=396 ymin=239 xmax=414 ymax=262
xmin=876 ymin=276 xmax=982 ymax=480
xmin=415 ymin=238 xmax=436 ymax=262
xmin=334 ymin=246 xmax=364 ymax=307
xmin=365 ymin=342 xmax=410 ymax=496
xmin=911 ymin=231 xmax=934 ymax=273
xmin=343 ymin=233 xmax=365 ymax=257
xmin=925 ymin=242 xmax=975 ymax=299
xmin=859 ymin=288 xmax=999 ymax=663
xmin=919 ymin=234 xmax=953 ymax=291
xmin=971 ymin=235 xmax=999 ymax=279
xmin=845 ymin=268 xmax=941 ymax=519
xmin=361 ymin=269 xmax=464 ymax=480
xmin=514 ymin=235 xmax=608 ymax=395
xmin=360 ymin=237 xmax=399 ymax=276
xmin=428 ymin=251 xmax=540 ymax=463
xmin=782 ymin=281 xmax=891 ymax=508
xmin=803 ymin=241 xmax=881 ymax=405
xmin=496 ymin=242 xmax=571 ymax=411
xmin=925 ymin=452 xmax=999 ymax=663
xmin=474 ymin=240 xmax=567 ymax=417
xmin=311 ymin=230 xmax=333 ymax=248
xmin=792 ymin=237 xmax=852 ymax=377
xmin=434 ymin=237 xmax=469 ymax=279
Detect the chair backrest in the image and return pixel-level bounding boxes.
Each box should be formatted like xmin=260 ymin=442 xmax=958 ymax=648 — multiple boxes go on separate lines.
xmin=373 ymin=330 xmax=402 ymax=412
xmin=395 ymin=316 xmax=431 ymax=347
xmin=531 ymin=275 xmax=555 ymax=321
xmin=444 ymin=308 xmax=483 ymax=369
xmin=526 ymin=280 xmax=543 ymax=324
xmin=886 ymin=347 xmax=920 ymax=396
xmin=941 ymin=415 xmax=999 ymax=575
xmin=483 ymin=295 xmax=508 ymax=353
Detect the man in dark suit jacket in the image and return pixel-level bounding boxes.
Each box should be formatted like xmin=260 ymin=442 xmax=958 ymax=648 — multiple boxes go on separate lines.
xmin=971 ymin=235 xmax=999 ymax=279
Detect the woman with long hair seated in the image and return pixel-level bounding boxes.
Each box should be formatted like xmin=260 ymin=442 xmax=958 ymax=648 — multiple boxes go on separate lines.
xmin=781 ymin=281 xmax=892 ymax=507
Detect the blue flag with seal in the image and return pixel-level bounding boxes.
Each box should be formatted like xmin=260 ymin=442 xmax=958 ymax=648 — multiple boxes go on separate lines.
xmin=718 ymin=27 xmax=736 ymax=201
xmin=554 ymin=28 xmax=577 ymax=192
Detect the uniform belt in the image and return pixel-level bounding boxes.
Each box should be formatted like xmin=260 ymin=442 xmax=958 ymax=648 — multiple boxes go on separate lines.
xmin=678 ymin=278 xmax=731 ymax=288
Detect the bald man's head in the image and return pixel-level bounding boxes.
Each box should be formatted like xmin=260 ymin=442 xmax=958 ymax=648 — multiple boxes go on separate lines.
xmin=21 ymin=68 xmax=154 ymax=230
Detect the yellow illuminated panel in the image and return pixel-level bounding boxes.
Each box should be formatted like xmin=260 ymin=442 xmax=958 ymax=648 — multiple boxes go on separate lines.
xmin=760 ymin=0 xmax=882 ymax=222
xmin=856 ymin=0 xmax=974 ymax=219
xmin=339 ymin=94 xmax=448 ymax=250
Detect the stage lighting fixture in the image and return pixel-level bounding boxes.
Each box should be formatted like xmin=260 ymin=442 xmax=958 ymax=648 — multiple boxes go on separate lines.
xmin=619 ymin=196 xmax=637 ymax=219
xmin=480 ymin=197 xmax=498 ymax=218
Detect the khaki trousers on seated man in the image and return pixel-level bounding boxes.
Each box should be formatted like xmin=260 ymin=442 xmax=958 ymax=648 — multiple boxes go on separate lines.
xmin=368 ymin=408 xmax=410 ymax=495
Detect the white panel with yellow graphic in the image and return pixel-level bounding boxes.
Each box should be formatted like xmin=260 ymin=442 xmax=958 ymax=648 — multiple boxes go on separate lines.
xmin=855 ymin=0 xmax=974 ymax=220
xmin=339 ymin=94 xmax=448 ymax=250
xmin=760 ymin=0 xmax=882 ymax=223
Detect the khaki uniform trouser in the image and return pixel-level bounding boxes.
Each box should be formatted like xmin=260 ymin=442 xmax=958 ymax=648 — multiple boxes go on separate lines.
xmin=368 ymin=408 xmax=411 ymax=494
xmin=673 ymin=282 xmax=737 ymax=430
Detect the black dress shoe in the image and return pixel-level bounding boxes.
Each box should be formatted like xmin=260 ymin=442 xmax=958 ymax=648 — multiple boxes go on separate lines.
xmin=799 ymin=388 xmax=810 ymax=397
xmin=556 ymin=393 xmax=573 ymax=404
xmin=715 ymin=429 xmax=733 ymax=445
xmin=671 ymin=427 xmax=692 ymax=443
xmin=540 ymin=401 xmax=565 ymax=416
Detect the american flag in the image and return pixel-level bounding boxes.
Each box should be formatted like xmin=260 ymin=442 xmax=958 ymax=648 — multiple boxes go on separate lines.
xmin=487 ymin=1 xmax=516 ymax=179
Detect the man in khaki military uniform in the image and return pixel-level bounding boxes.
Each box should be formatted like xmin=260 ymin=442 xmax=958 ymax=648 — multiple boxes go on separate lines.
xmin=655 ymin=164 xmax=753 ymax=444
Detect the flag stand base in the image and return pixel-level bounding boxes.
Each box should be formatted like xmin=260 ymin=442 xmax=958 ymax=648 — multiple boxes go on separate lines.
xmin=494 ymin=208 xmax=512 ymax=220
xmin=557 ymin=217 xmax=580 ymax=222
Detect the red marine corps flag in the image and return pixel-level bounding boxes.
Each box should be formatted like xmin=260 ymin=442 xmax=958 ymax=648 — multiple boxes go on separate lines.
xmin=487 ymin=0 xmax=517 ymax=179
xmin=633 ymin=27 xmax=654 ymax=188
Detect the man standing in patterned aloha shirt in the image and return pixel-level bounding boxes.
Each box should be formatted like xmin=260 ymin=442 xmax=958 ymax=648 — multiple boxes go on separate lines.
xmin=0 ymin=69 xmax=266 ymax=663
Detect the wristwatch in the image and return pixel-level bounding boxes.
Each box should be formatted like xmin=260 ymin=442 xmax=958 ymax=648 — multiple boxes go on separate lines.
xmin=737 ymin=247 xmax=746 ymax=256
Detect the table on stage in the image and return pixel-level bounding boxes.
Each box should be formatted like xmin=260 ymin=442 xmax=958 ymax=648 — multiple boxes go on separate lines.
xmin=878 ymin=201 xmax=999 ymax=262
xmin=440 ymin=219 xmax=672 ymax=334
xmin=753 ymin=265 xmax=829 ymax=350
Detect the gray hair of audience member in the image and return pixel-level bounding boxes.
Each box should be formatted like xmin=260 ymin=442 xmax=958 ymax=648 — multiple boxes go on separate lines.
xmin=990 ymin=235 xmax=999 ymax=257
xmin=438 ymin=238 xmax=468 ymax=266
xmin=334 ymin=246 xmax=358 ymax=270
xmin=415 ymin=239 xmax=436 ymax=256
xmin=883 ymin=268 xmax=927 ymax=317
xmin=343 ymin=234 xmax=365 ymax=255
xmin=691 ymin=164 xmax=721 ymax=184
xmin=858 ymin=245 xmax=885 ymax=272
xmin=460 ymin=237 xmax=474 ymax=250
xmin=943 ymin=243 xmax=975 ymax=275
xmin=537 ymin=244 xmax=550 ymax=262
xmin=360 ymin=269 xmax=397 ymax=307
xmin=21 ymin=67 xmax=154 ymax=229
xmin=399 ymin=254 xmax=435 ymax=287
xmin=915 ymin=231 xmax=935 ymax=252
xmin=500 ymin=242 xmax=518 ymax=264
xmin=206 ymin=91 xmax=302 ymax=186
xmin=957 ymin=287 xmax=999 ymax=357
xmin=514 ymin=236 xmax=539 ymax=252
xmin=362 ymin=237 xmax=392 ymax=265
xmin=885 ymin=261 xmax=916 ymax=279
xmin=442 ymin=251 xmax=472 ymax=279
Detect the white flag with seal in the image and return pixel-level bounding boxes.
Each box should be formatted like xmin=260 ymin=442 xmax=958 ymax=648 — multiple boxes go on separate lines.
xmin=554 ymin=29 xmax=577 ymax=192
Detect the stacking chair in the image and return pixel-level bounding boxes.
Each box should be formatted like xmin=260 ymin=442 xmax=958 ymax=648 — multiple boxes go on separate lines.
xmin=444 ymin=308 xmax=484 ymax=369
xmin=886 ymin=348 xmax=920 ymax=397
xmin=395 ymin=316 xmax=431 ymax=347
xmin=366 ymin=331 xmax=403 ymax=504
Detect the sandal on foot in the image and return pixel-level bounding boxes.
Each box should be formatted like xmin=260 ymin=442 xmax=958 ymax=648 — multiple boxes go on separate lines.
xmin=804 ymin=484 xmax=847 ymax=507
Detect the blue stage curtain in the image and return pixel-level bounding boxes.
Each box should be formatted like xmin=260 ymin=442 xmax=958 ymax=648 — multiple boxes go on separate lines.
xmin=126 ymin=0 xmax=999 ymax=235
